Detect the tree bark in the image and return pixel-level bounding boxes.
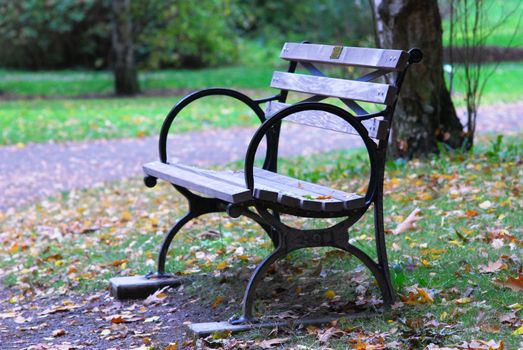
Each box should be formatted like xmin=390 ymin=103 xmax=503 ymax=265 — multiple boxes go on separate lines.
xmin=373 ymin=0 xmax=463 ymax=158
xmin=112 ymin=0 xmax=140 ymax=95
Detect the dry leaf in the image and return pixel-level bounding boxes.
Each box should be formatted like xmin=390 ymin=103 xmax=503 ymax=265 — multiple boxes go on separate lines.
xmin=211 ymin=296 xmax=223 ymax=309
xmin=52 ymin=328 xmax=67 ymax=337
xmin=400 ymin=288 xmax=433 ymax=305
xmin=478 ymin=260 xmax=507 ymax=273
xmin=495 ymin=274 xmax=523 ymax=291
xmin=259 ymin=337 xmax=289 ymax=349
xmin=317 ymin=327 xmax=345 ymax=343
xmin=324 ymin=290 xmax=336 ymax=299
xmin=392 ymin=208 xmax=422 ymax=235
xmin=164 ymin=343 xmax=178 ymax=350
xmin=216 ymin=261 xmax=228 ymax=270
xmin=144 ymin=286 xmax=169 ymax=305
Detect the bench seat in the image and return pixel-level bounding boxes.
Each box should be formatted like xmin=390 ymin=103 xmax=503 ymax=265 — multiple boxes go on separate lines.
xmin=143 ymin=161 xmax=365 ymax=213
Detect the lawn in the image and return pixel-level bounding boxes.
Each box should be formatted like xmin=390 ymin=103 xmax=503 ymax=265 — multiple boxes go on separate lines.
xmin=0 ymin=66 xmax=276 ymax=97
xmin=441 ymin=0 xmax=523 ymax=47
xmin=0 ymin=94 xmax=269 ymax=145
xmin=0 ymin=134 xmax=521 ymax=348
xmin=1 ymin=61 xmax=522 ymax=146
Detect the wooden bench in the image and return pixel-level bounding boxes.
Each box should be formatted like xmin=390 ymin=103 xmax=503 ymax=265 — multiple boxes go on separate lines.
xmin=139 ymin=42 xmax=422 ymax=326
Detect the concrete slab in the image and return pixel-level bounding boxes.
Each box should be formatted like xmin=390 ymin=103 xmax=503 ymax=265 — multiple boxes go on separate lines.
xmin=187 ymin=313 xmax=375 ymax=337
xmin=109 ymin=275 xmax=186 ymax=300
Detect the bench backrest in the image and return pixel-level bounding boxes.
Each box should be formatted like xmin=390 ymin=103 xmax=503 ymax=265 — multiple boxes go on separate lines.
xmin=266 ymin=42 xmax=410 ymax=141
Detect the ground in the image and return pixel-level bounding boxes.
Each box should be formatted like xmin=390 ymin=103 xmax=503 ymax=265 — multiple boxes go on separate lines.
xmin=1 ymin=61 xmax=522 ymax=349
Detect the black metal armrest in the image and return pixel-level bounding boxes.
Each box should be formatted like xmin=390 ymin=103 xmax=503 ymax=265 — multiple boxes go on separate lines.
xmin=158 ymin=88 xmax=270 ymax=163
xmin=243 ymin=102 xmax=381 ymax=205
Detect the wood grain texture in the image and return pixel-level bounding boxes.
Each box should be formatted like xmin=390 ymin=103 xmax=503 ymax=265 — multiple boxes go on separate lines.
xmin=281 ymin=42 xmax=409 ymax=71
xmin=253 ymin=168 xmax=365 ymax=210
xmin=265 ymin=101 xmax=389 ymax=140
xmin=271 ymin=72 xmax=397 ymax=105
xmin=143 ymin=161 xmax=252 ymax=203
xmin=158 ymin=162 xmax=365 ymax=212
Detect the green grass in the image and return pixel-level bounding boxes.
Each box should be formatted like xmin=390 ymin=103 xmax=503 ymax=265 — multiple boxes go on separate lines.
xmin=0 ymin=134 xmax=521 ymax=347
xmin=0 ymin=66 xmax=276 ymax=97
xmin=0 ymin=95 xmax=267 ymax=145
xmin=1 ymin=60 xmax=522 ymax=146
xmin=451 ymin=61 xmax=523 ymax=105
xmin=442 ymin=0 xmax=523 ymax=47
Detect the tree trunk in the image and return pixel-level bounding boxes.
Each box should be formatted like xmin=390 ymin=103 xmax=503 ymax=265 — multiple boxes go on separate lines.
xmin=373 ymin=0 xmax=463 ymax=158
xmin=112 ymin=0 xmax=140 ymax=95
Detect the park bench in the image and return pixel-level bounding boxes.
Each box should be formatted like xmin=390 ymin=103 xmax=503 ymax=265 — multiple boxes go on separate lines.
xmin=111 ymin=42 xmax=422 ymax=333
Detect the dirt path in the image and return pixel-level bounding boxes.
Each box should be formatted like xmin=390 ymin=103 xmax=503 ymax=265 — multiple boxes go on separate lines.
xmin=1 ymin=100 xmax=522 ymax=212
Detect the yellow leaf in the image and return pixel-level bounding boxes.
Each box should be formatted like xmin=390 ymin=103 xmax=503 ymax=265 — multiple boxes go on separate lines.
xmin=8 ymin=243 xmax=20 ymax=254
xmin=454 ymin=297 xmax=472 ymax=304
xmin=211 ymin=296 xmax=223 ymax=309
xmin=514 ymin=325 xmax=523 ymax=335
xmin=121 ymin=211 xmax=132 ymax=222
xmin=110 ymin=259 xmax=128 ymax=267
xmin=418 ymin=192 xmax=433 ymax=201
xmin=164 ymin=342 xmax=178 ymax=350
xmin=324 ymin=290 xmax=336 ymax=299
xmin=216 ymin=261 xmax=228 ymax=270
xmin=421 ymin=259 xmax=430 ymax=267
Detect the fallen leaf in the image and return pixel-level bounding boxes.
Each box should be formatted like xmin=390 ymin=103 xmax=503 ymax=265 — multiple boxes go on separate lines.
xmin=514 ymin=325 xmax=523 ymax=335
xmin=316 ymin=195 xmax=333 ymax=200
xmin=211 ymin=296 xmax=223 ymax=309
xmin=495 ymin=274 xmax=523 ymax=292
xmin=479 ymin=200 xmax=492 ymax=209
xmin=110 ymin=259 xmax=128 ymax=267
xmin=317 ymin=327 xmax=345 ymax=343
xmin=259 ymin=337 xmax=289 ymax=349
xmin=324 ymin=290 xmax=336 ymax=299
xmin=454 ymin=297 xmax=472 ymax=305
xmin=52 ymin=328 xmax=67 ymax=337
xmin=144 ymin=286 xmax=169 ymax=305
xmin=466 ymin=209 xmax=478 ymax=217
xmin=401 ymin=288 xmax=433 ymax=305
xmin=478 ymin=260 xmax=507 ymax=273
xmin=164 ymin=343 xmax=178 ymax=350
xmin=216 ymin=261 xmax=228 ymax=270
xmin=393 ymin=208 xmax=422 ymax=235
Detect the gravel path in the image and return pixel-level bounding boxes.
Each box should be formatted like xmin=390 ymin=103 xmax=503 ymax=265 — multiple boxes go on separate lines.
xmin=1 ymin=101 xmax=522 ymax=212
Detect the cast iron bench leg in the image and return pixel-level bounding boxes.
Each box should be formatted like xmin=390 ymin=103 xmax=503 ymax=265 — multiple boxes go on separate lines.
xmin=152 ymin=184 xmax=227 ymax=278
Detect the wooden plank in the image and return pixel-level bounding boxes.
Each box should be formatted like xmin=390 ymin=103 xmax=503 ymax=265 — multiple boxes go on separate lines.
xmin=143 ymin=161 xmax=251 ymax=203
xmin=174 ymin=164 xmax=280 ymax=204
xmin=253 ymin=168 xmax=365 ymax=210
xmin=174 ymin=164 xmax=350 ymax=212
xmin=175 ymin=164 xmax=343 ymax=212
xmin=271 ymin=72 xmax=397 ymax=105
xmin=281 ymin=42 xmax=409 ymax=71
xmin=265 ymin=101 xmax=389 ymax=140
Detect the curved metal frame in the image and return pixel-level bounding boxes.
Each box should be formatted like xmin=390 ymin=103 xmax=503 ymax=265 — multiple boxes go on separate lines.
xmin=244 ymin=102 xmax=380 ymax=207
xmin=158 ymin=88 xmax=277 ymax=170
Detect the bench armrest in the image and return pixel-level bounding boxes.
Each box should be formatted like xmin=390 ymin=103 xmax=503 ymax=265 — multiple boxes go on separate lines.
xmin=158 ymin=88 xmax=269 ymax=163
xmin=244 ymin=102 xmax=380 ymax=206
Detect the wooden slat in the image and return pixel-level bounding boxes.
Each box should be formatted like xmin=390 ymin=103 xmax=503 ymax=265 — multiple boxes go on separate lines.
xmin=265 ymin=101 xmax=388 ymax=140
xmin=143 ymin=161 xmax=251 ymax=203
xmin=281 ymin=42 xmax=409 ymax=71
xmin=271 ymin=72 xmax=397 ymax=105
xmin=253 ymin=168 xmax=365 ymax=210
xmin=173 ymin=163 xmax=362 ymax=212
xmin=174 ymin=164 xmax=280 ymax=203
xmin=175 ymin=164 xmax=344 ymax=212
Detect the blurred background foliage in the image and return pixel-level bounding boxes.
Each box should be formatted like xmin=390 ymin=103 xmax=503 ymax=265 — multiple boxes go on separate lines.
xmin=0 ymin=0 xmax=373 ymax=70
